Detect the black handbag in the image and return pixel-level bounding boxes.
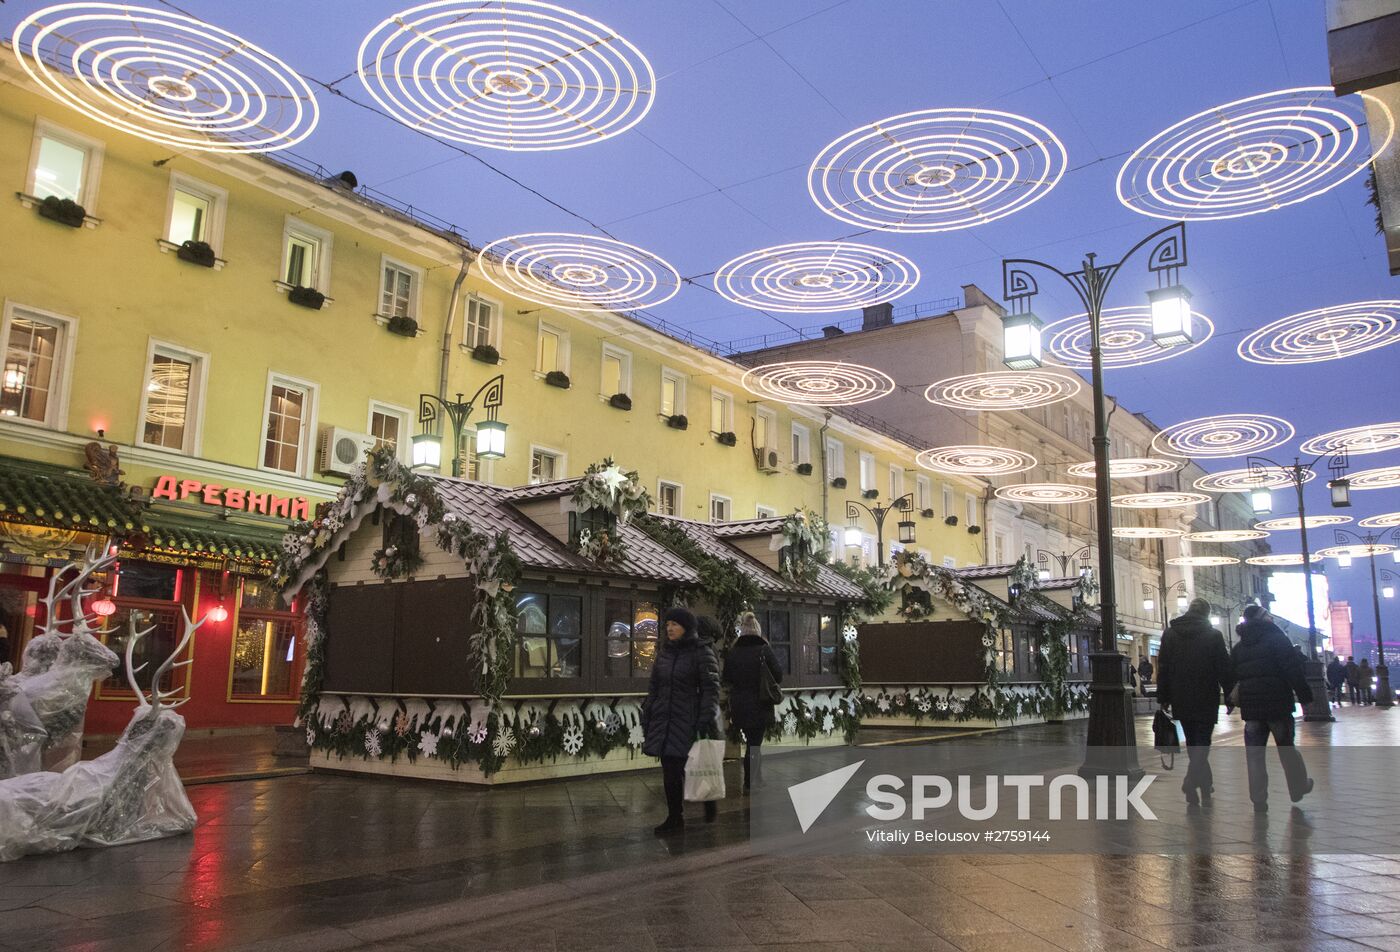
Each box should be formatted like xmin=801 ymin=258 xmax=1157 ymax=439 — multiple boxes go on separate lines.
xmin=759 ymin=658 xmax=783 ymax=706
xmin=1152 ymin=708 xmax=1180 ymax=769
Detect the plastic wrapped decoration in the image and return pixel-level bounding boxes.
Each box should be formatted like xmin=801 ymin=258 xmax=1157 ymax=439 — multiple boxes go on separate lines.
xmin=0 ymin=665 xmax=46 ymax=779
xmin=0 ymin=608 xmax=205 ymax=862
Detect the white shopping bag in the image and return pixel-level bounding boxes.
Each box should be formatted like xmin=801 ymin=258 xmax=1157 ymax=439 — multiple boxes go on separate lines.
xmin=683 ymin=739 xmax=726 ymax=802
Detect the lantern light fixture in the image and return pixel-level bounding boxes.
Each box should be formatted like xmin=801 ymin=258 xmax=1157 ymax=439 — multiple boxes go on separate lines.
xmin=1337 ymin=552 xmax=1354 ymax=568
xmin=90 ymin=596 xmax=116 ymax=618
xmin=1329 ymin=477 xmax=1352 ymax=508
xmin=1001 ymin=310 xmax=1045 ymax=370
xmin=1210 ymin=614 xmax=1222 ymax=627
xmin=208 ymin=603 xmax=229 ymax=623
xmin=843 ymin=518 xmax=863 ymax=548
xmin=475 ymin=419 xmax=508 ymax=461
xmin=1176 ymin=593 xmax=1189 ymax=613
xmin=897 ymin=516 xmax=916 ymax=545
xmin=1384 ymin=585 xmax=1395 ymax=599
xmin=1148 ymin=285 xmax=1194 ymax=347
xmin=412 ymin=431 xmax=442 ymax=471
xmin=1251 ymin=487 xmax=1274 ymax=516
xmin=1142 ymin=596 xmax=1155 ymax=613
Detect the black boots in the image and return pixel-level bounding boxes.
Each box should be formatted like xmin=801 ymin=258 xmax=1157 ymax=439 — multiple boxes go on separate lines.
xmin=704 ymin=800 xmax=717 ymax=823
xmin=654 ymin=815 xmax=684 ymax=835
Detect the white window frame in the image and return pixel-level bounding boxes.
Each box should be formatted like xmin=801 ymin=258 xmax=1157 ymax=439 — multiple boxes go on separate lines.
xmin=259 ymin=372 xmax=319 ymax=477
xmin=367 ymin=400 xmax=412 ymax=464
xmin=660 ymin=366 xmax=686 ymax=417
xmin=916 ymin=475 xmax=932 ymax=512
xmin=0 ymin=301 xmax=78 ymax=431
xmin=528 ymin=444 xmax=566 ymax=484
xmin=755 ymin=406 xmax=778 ymax=453
xmin=791 ymin=422 xmax=811 ymax=466
xmin=709 ymin=387 xmax=733 ymax=435
xmin=163 ymin=172 xmax=227 ymax=254
xmin=136 ymin=338 xmax=208 ymax=456
xmin=458 ymin=425 xmax=496 ymax=484
xmin=825 ymin=437 xmax=845 ymax=479
xmin=943 ymin=555 xmax=957 ymax=569
xmin=966 ymin=493 xmax=979 ymax=528
xmin=656 ymin=480 xmax=683 ymax=517
xmin=536 ymin=320 xmax=570 ymax=376
xmin=943 ymin=485 xmax=955 ymax=519
xmin=600 ymin=343 xmax=632 ymax=397
xmin=859 ymin=452 xmax=876 ymax=492
xmin=281 ymin=217 xmax=333 ymax=293
xmin=889 ymin=464 xmax=904 ymax=501
xmin=755 ymin=505 xmax=778 ymax=519
xmin=25 ymin=118 xmax=104 ymax=212
xmin=378 ymin=255 xmax=422 ymax=321
xmin=462 ymin=292 xmax=501 ymax=350
xmin=709 ymin=493 xmax=732 ymax=523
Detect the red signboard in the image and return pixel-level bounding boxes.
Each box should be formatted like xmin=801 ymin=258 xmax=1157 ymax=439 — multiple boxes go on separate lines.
xmin=151 ymin=476 xmax=311 ymax=521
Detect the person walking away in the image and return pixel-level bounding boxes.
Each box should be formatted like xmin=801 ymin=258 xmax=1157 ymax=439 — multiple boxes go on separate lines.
xmin=1155 ymin=599 xmax=1233 ymax=812
xmin=1359 ymin=658 xmax=1374 ymax=704
xmin=1232 ymin=605 xmax=1314 ymax=813
xmin=1327 ymin=656 xmax=1347 ymax=707
xmin=642 ymin=607 xmax=721 ymax=834
xmin=1138 ymin=656 xmax=1154 ymax=697
xmin=1346 ymin=657 xmax=1361 ymax=705
xmin=723 ymin=611 xmax=782 ymax=791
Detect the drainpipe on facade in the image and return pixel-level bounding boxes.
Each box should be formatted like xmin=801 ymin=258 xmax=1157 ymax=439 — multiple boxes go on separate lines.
xmin=438 ymin=249 xmax=474 ymax=401
xmin=819 ymin=412 xmax=832 ymax=526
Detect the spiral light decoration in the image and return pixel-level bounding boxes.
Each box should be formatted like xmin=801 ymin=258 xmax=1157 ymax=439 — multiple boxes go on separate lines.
xmin=479 ymin=233 xmax=679 ymax=311
xmin=1152 ymin=414 xmax=1294 ymax=459
xmin=994 ymin=484 xmax=1094 ymax=505
xmin=807 ymin=107 xmax=1067 ymax=233
xmin=1168 ymin=556 xmax=1241 ymax=567
xmin=925 ymin=371 xmax=1081 ymax=411
xmin=12 ymin=3 xmax=319 ymax=153
xmin=357 ymin=0 xmax=654 ymax=151
xmin=1359 ymin=512 xmax=1400 ymax=529
xmin=1317 ymin=543 xmax=1397 ymax=560
xmin=1116 ymin=87 xmax=1392 ymax=221
xmin=1066 ymin=458 xmax=1182 ymax=479
xmin=713 ymin=242 xmax=919 ymax=313
xmin=1043 ymin=306 xmax=1214 ymax=369
xmin=1183 ymin=529 xmax=1270 ymax=543
xmin=740 ymin=361 xmax=895 ymax=407
xmin=1253 ymin=514 xmax=1352 ymax=531
xmin=1112 ymin=526 xmax=1184 ymax=539
xmin=1112 ymin=491 xmax=1211 ymax=509
xmin=1347 ymin=465 xmax=1400 ymax=491
xmin=1299 ymin=421 xmax=1400 ymax=457
xmin=1247 ymin=553 xmax=1322 ymax=566
xmin=1192 ymin=466 xmax=1313 ymax=493
xmin=916 ymin=446 xmax=1037 ymax=476
xmin=1238 ymin=301 xmax=1400 ymax=365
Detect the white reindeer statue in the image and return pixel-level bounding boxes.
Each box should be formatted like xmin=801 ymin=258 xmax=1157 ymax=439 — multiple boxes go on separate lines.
xmin=0 ymin=608 xmax=206 ymax=862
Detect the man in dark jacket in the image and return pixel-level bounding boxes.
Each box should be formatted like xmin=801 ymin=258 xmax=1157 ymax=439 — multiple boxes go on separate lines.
xmin=1137 ymin=656 xmax=1154 ymax=697
xmin=1156 ymin=599 xmax=1233 ymax=810
xmin=1327 ymin=657 xmax=1347 ymax=707
xmin=723 ymin=611 xmax=783 ymax=791
xmin=1345 ymin=657 xmax=1361 ymax=704
xmin=1359 ymin=658 xmax=1375 ymax=705
xmin=1232 ymin=605 xmax=1314 ymax=812
xmin=643 ymin=607 xmax=721 ymax=834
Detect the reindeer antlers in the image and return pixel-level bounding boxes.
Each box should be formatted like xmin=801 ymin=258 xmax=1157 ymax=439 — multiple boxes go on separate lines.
xmin=41 ymin=544 xmax=118 ymax=637
xmin=123 ymin=607 xmax=208 ymax=714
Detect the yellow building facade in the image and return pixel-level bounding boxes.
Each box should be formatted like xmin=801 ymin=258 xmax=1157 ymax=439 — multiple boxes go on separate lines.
xmin=0 ymin=61 xmax=983 ymax=730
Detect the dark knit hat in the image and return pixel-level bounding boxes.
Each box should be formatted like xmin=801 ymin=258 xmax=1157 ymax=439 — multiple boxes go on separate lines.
xmin=1242 ymin=603 xmax=1266 ymax=622
xmin=663 ymin=606 xmax=697 ymax=636
xmin=695 ymin=614 xmax=722 ymax=644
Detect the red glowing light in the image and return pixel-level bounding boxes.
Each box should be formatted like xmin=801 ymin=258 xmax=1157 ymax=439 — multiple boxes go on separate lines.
xmin=208 ymin=605 xmax=229 ymax=623
xmin=91 ymin=597 xmax=117 ymax=617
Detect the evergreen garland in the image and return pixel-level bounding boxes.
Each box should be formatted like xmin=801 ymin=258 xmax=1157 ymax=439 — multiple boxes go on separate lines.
xmin=633 ymin=514 xmax=760 ymax=639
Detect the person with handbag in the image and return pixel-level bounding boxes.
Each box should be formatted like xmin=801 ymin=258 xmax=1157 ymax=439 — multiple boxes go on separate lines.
xmin=642 ymin=607 xmax=721 ymax=835
xmin=1232 ymin=605 xmax=1314 ymax=813
xmin=723 ymin=611 xmax=783 ymax=791
xmin=1155 ymin=598 xmax=1234 ymax=813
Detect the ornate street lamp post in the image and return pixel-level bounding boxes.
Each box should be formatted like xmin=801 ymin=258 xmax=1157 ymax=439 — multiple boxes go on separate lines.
xmin=1037 ymin=546 xmax=1092 ymax=581
xmin=846 ymin=494 xmax=916 ymax=567
xmin=1000 ymin=222 xmax=1190 ymax=776
xmin=1141 ymin=579 xmax=1189 ymax=623
xmin=414 ymin=375 xmax=506 ymax=477
xmin=1328 ymin=526 xmax=1400 ymax=708
xmin=1246 ymin=451 xmax=1351 ymax=721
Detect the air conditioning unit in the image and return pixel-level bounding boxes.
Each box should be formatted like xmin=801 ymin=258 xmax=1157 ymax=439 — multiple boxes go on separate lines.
xmin=756 ymin=445 xmax=781 ymax=474
xmin=318 ymin=427 xmax=377 ymax=477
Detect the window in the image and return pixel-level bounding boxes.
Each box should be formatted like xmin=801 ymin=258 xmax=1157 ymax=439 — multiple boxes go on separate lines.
xmin=229 ymin=578 xmax=303 ymax=701
xmin=460 ymin=428 xmax=483 ymax=481
xmin=756 ymin=505 xmax=778 ymax=518
xmin=379 ymin=258 xmax=420 ymax=319
xmin=601 ymin=344 xmax=631 ymax=397
xmin=605 ymin=597 xmax=659 ymax=678
xmin=99 ymin=563 xmax=187 ymax=698
xmin=943 ymin=555 xmax=957 ymax=568
xmin=165 ymin=174 xmax=225 ymax=252
xmin=966 ymin=494 xmax=979 ymax=528
xmin=368 ymin=402 xmax=410 ymax=461
xmin=943 ymin=485 xmax=955 ymax=518
xmin=464 ymin=295 xmax=498 ymax=349
xmin=916 ymin=476 xmax=932 ymax=511
xmin=283 ymin=219 xmax=332 ymax=292
xmin=994 ymin=532 xmax=1009 ymax=566
xmin=660 ymin=367 xmax=686 ymax=417
xmin=657 ymin=481 xmax=681 ymax=517
xmin=530 ymin=447 xmax=563 ymax=484
xmin=791 ymin=423 xmax=811 ymax=466
xmin=261 ymin=375 xmax=316 ymax=475
xmin=859 ymin=452 xmax=876 ymax=493
xmin=709 ymin=494 xmax=731 ymax=523
xmin=825 ymin=438 xmax=845 ymax=479
xmin=800 ymin=610 xmax=839 ymax=676
xmin=27 ymin=120 xmax=102 ymax=209
xmin=760 ymin=608 xmax=791 ymax=675
xmin=710 ymin=389 xmax=732 ymax=434
xmin=138 ymin=342 xmax=206 ymax=454
xmin=0 ymin=305 xmax=75 ymax=428
xmin=889 ymin=465 xmax=904 ymax=501
xmin=756 ymin=407 xmax=777 ymax=451
xmin=536 ymin=322 xmax=569 ymax=374
xmin=514 ymin=592 xmax=581 ymax=679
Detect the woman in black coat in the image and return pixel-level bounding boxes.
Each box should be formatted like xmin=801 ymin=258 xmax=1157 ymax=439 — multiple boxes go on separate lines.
xmin=1156 ymin=599 xmax=1233 ymax=809
xmin=723 ymin=611 xmax=782 ymax=791
xmin=642 ymin=607 xmax=720 ymax=834
xmin=1232 ymin=605 xmax=1314 ymax=812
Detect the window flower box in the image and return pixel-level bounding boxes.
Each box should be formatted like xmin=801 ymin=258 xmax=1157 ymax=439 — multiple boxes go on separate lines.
xmin=944 ymin=515 xmax=959 ymax=526
xmin=387 ymin=315 xmax=418 ymax=337
xmin=921 ymin=508 xmax=935 ymax=518
xmin=608 ymin=393 xmax=632 ymax=411
xmin=862 ymin=489 xmax=879 ymax=500
xmin=830 ymin=476 xmax=847 ymax=489
xmin=796 ymin=462 xmax=813 ymax=476
xmin=545 ymin=370 xmax=571 ymax=389
xmin=288 ymin=285 xmax=325 ymax=310
xmin=176 ymin=240 xmax=217 ymax=268
xmin=666 ymin=414 xmax=688 ymax=430
xmin=471 ymin=344 xmax=500 ymax=365
xmin=967 ymin=524 xmax=982 ymax=535
xmin=715 ymin=431 xmax=737 ymax=447
xmin=37 ymin=195 xmax=86 ymax=228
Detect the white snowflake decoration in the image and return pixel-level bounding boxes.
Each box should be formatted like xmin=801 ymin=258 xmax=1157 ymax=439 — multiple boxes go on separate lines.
xmin=563 ymin=724 xmax=585 ymax=756
xmin=468 ymin=720 xmax=488 ymax=744
xmin=628 ymin=723 xmax=645 ymax=748
xmin=492 ymin=726 xmax=515 ymax=757
xmin=876 ymin=695 xmax=891 ymax=713
xmin=418 ymin=732 xmax=440 ymax=758
xmin=364 ymin=728 xmax=382 ymax=758
xmin=305 ymin=725 xmax=315 ymax=746
xmin=822 ymin=713 xmax=835 ymax=733
xmin=782 ymin=713 xmax=798 ymax=735
xmin=605 ymin=712 xmax=623 ymax=734
xmin=916 ymin=696 xmax=932 ymax=713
